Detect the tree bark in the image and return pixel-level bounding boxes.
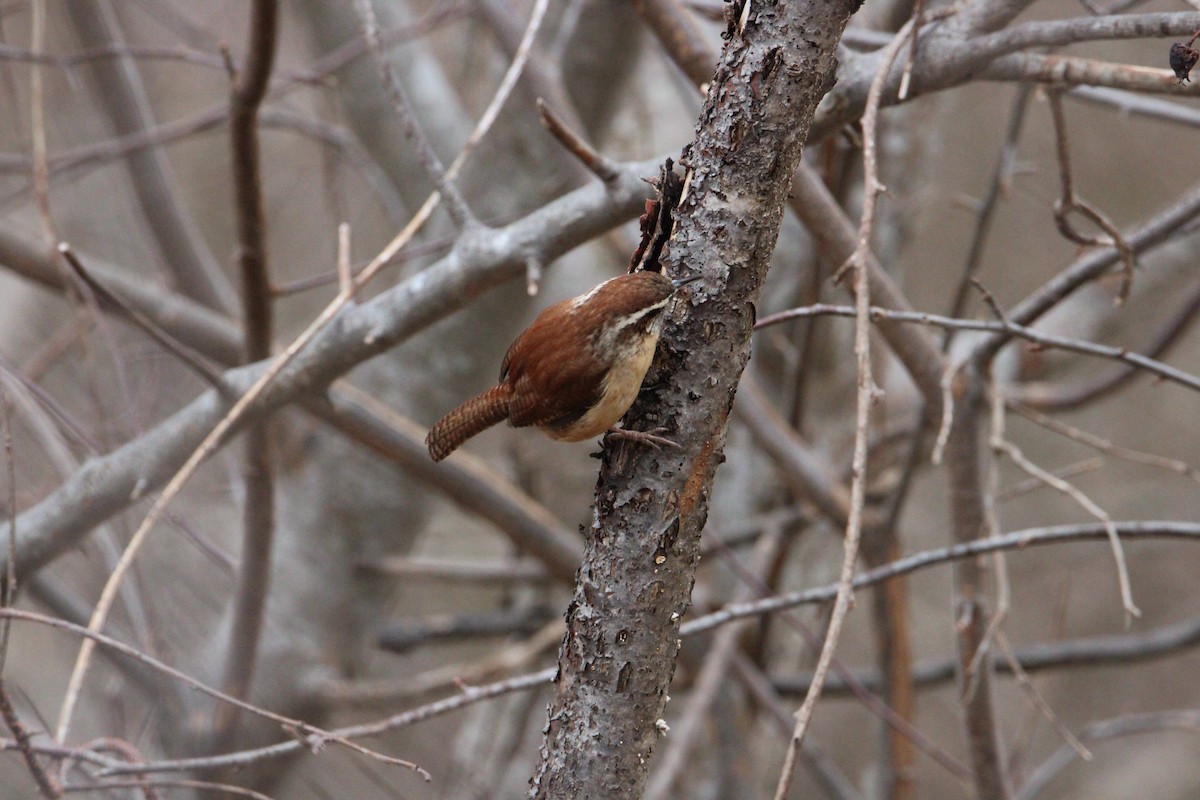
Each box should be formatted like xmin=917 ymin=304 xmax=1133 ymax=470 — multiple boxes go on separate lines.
xmin=528 ymin=1 xmax=859 ymax=796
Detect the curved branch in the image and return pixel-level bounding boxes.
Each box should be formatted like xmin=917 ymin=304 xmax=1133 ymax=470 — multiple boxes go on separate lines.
xmin=0 ymin=159 xmax=659 ymax=579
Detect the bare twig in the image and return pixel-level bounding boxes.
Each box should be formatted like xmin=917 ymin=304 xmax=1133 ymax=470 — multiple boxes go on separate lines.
xmin=1016 ymin=710 xmax=1200 ymax=800
xmin=735 ymin=376 xmax=851 ymax=525
xmin=756 ymin=304 xmax=1200 ymax=395
xmin=994 ymin=631 xmax=1092 ymax=761
xmin=353 ymin=0 xmax=475 ymax=227
xmin=0 ymin=381 xmax=13 ymax=670
xmin=213 ymin=0 xmax=281 ymax=752
xmin=29 ymin=0 xmax=57 ymax=245
xmin=898 ymin=0 xmax=927 ymax=99
xmin=63 ymin=778 xmax=272 ymax=799
xmin=998 ymin=458 xmax=1103 ymax=500
xmin=945 ymin=83 xmax=1035 ymax=343
xmin=0 ymin=608 xmax=429 ymax=780
xmin=776 ymin=611 xmax=1200 ymax=695
xmin=1016 ymin=276 xmax=1200 ymax=411
xmin=89 ymin=521 xmax=1200 ymax=778
xmin=990 ymin=380 xmax=1138 ymax=624
xmin=1047 ymin=90 xmax=1135 ymax=304
xmin=730 ymin=654 xmax=866 ymax=800
xmin=57 ymin=244 xmax=226 ymax=391
xmin=683 ymin=521 xmax=1200 ymax=637
xmin=356 ymin=555 xmax=549 ymax=584
xmin=536 ymin=98 xmax=620 ymax=182
xmin=773 ymin=17 xmax=921 ymax=798
xmin=336 ymin=222 xmax=352 ymax=297
xmin=631 ymin=0 xmax=716 ymax=87
xmin=992 ymin=430 xmax=1140 ymax=620
xmin=315 ymin=384 xmax=582 ymax=583
xmin=0 ymin=678 xmax=61 ymax=797
xmin=52 ymin=0 xmax=568 ymax=737
xmin=64 ymin=2 xmax=234 ymax=312
xmin=708 ymin=526 xmax=972 ymax=783
xmin=1011 ymin=402 xmax=1200 ymax=482
xmin=102 ymin=669 xmax=557 ymax=777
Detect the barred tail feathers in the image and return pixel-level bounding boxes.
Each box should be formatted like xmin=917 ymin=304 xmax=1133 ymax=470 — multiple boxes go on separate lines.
xmin=426 ymin=385 xmax=510 ymax=461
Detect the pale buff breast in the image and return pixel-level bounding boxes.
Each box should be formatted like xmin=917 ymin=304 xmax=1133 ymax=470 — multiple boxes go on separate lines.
xmin=545 ymin=323 xmax=664 ymax=442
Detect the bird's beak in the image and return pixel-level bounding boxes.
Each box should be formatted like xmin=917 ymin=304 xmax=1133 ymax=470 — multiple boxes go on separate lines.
xmin=672 ymin=274 xmax=703 ymax=290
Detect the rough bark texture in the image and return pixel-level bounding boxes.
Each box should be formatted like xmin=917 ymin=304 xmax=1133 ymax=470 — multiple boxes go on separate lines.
xmin=528 ymin=1 xmax=858 ymax=797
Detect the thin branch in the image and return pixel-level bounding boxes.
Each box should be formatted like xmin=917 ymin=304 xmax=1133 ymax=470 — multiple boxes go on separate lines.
xmin=376 ymin=608 xmax=555 ymax=653
xmin=336 ymin=223 xmax=352 ymax=296
xmin=0 ymin=381 xmax=13 ymax=670
xmin=708 ymin=527 xmax=971 ymax=783
xmin=536 ymin=99 xmax=620 ymax=182
xmin=102 ymin=670 xmax=557 ymax=776
xmin=773 ymin=17 xmax=920 ymax=797
xmin=944 ymin=83 xmax=1036 ymax=343
xmin=971 ymin=12 xmax=1200 ymax=56
xmin=775 ymin=612 xmax=1200 ymax=695
xmin=1016 ymin=710 xmax=1200 ymax=800
xmin=730 ymin=654 xmax=866 ymax=800
xmin=64 ymin=2 xmax=233 ymax=312
xmin=358 ymin=556 xmax=548 ymax=584
xmin=994 ymin=631 xmax=1092 ymax=762
xmin=314 ymin=384 xmax=583 ymax=583
xmin=353 ymin=0 xmax=475 ymax=227
xmin=788 ymin=164 xmax=947 ymax=413
xmin=682 ymin=522 xmax=1200 ymax=637
xmin=89 ymin=521 xmax=1200 ymax=778
xmin=756 ymin=304 xmax=1200 ymax=396
xmin=0 ymin=230 xmax=244 ymax=366
xmin=62 ymin=779 xmax=275 ymax=800
xmin=0 ymin=678 xmax=61 ymax=797
xmin=0 ymin=608 xmax=430 ymax=780
xmin=1047 ymin=90 xmax=1135 ymax=303
xmin=1011 ymin=402 xmax=1200 ymax=482
xmin=319 ymin=621 xmax=562 ymax=708
xmin=1015 ymin=276 xmax=1200 ymax=411
xmin=213 ymin=0 xmax=281 ymax=752
xmin=980 ymin=52 xmax=1197 ymax=95
xmin=735 ymin=376 xmax=851 ymax=525
xmin=56 ymin=244 xmax=227 ymax=391
xmin=29 ymin=0 xmax=56 ymax=245
xmin=992 ymin=431 xmax=1139 ymax=619
xmin=808 ymin=13 xmax=1200 ymax=141
xmin=631 ymin=0 xmax=717 ymax=86
xmin=0 ymin=158 xmax=659 ymax=583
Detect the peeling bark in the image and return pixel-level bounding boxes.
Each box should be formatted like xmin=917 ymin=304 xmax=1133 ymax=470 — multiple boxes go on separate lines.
xmin=528 ymin=2 xmax=858 ymax=797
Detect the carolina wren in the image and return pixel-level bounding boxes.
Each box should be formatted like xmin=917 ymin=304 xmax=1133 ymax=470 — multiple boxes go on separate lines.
xmin=426 ymin=270 xmax=700 ymax=461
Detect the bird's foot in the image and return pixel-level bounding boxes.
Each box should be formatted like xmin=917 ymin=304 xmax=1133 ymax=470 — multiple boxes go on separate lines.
xmin=604 ymin=426 xmax=681 ymax=450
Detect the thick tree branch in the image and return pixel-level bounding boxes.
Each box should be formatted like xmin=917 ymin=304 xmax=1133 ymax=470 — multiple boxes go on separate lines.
xmin=0 ymin=159 xmax=658 ymax=580
xmin=528 ymin=1 xmax=857 ymax=796
xmin=809 ymin=12 xmax=1200 ymax=141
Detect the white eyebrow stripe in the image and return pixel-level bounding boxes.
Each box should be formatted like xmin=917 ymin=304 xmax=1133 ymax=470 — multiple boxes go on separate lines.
xmin=568 ymin=277 xmax=615 ymax=311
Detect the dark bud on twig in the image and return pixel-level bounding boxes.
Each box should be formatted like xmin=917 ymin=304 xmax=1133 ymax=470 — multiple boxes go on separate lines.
xmin=1169 ymin=42 xmax=1198 ymax=84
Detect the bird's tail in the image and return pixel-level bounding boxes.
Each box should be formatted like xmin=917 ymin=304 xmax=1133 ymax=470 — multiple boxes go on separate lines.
xmin=426 ymin=385 xmax=510 ymax=461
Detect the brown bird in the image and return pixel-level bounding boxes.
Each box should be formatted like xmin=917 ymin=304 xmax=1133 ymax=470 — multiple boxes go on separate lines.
xmin=426 ymin=270 xmax=700 ymax=461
